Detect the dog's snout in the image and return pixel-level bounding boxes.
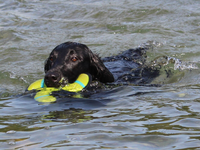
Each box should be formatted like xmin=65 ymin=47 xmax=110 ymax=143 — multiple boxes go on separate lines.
xmin=47 ymin=73 xmax=58 ymax=82
xmin=44 ymin=72 xmax=61 ymax=87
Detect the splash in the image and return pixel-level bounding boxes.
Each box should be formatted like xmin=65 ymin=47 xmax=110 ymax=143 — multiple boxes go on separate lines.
xmin=171 ymin=57 xmax=199 ymax=70
xmin=139 ymin=41 xmax=199 ymax=71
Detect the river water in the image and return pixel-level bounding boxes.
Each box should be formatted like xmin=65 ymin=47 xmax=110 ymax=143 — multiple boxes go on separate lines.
xmin=1 ymin=0 xmax=200 ymax=149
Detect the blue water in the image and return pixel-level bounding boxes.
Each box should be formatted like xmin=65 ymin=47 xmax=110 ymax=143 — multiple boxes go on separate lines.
xmin=1 ymin=0 xmax=200 ymax=149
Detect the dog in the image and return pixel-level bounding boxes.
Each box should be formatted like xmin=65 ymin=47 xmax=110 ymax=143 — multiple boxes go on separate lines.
xmin=44 ymin=41 xmax=159 ymax=88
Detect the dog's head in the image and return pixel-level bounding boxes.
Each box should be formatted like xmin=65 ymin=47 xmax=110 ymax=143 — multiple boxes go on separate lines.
xmin=44 ymin=42 xmax=114 ymax=87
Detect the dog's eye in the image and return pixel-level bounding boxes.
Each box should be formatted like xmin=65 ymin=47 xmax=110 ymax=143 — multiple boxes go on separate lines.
xmin=71 ymin=57 xmax=78 ymax=62
xmin=49 ymin=56 xmax=54 ymax=62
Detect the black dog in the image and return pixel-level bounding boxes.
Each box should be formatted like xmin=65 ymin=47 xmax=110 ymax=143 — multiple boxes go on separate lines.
xmin=44 ymin=42 xmax=159 ymax=88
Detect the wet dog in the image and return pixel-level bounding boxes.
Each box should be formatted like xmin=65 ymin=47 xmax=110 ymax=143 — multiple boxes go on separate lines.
xmin=44 ymin=42 xmax=159 ymax=88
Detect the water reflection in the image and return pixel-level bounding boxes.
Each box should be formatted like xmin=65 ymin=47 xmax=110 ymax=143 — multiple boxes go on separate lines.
xmin=0 ymin=83 xmax=200 ymax=149
xmin=43 ymin=108 xmax=98 ymax=123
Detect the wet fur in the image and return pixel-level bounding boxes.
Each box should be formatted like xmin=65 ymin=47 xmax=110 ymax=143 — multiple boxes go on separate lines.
xmin=44 ymin=42 xmax=159 ymax=88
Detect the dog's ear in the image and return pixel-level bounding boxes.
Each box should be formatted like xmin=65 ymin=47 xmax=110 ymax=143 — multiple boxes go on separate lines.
xmin=89 ymin=50 xmax=114 ymax=83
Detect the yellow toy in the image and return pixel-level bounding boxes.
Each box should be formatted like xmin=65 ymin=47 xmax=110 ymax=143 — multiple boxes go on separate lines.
xmin=28 ymin=73 xmax=91 ymax=103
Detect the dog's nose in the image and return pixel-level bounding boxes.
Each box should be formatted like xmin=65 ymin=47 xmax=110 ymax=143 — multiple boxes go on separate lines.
xmin=44 ymin=72 xmax=61 ymax=87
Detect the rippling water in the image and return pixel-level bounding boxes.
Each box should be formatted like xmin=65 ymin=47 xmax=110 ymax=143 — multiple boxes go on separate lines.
xmin=1 ymin=0 xmax=200 ymax=149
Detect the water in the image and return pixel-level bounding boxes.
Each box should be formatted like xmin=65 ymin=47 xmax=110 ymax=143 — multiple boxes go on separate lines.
xmin=1 ymin=0 xmax=200 ymax=149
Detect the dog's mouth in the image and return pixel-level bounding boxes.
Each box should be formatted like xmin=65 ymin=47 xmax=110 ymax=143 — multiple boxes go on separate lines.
xmin=59 ymin=77 xmax=69 ymax=87
xmin=44 ymin=77 xmax=69 ymax=88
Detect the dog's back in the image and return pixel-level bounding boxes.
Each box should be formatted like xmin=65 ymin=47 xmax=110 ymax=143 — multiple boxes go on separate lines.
xmin=102 ymin=47 xmax=160 ymax=85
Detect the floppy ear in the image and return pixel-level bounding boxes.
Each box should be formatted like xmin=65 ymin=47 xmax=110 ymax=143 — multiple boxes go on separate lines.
xmin=89 ymin=50 xmax=114 ymax=83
